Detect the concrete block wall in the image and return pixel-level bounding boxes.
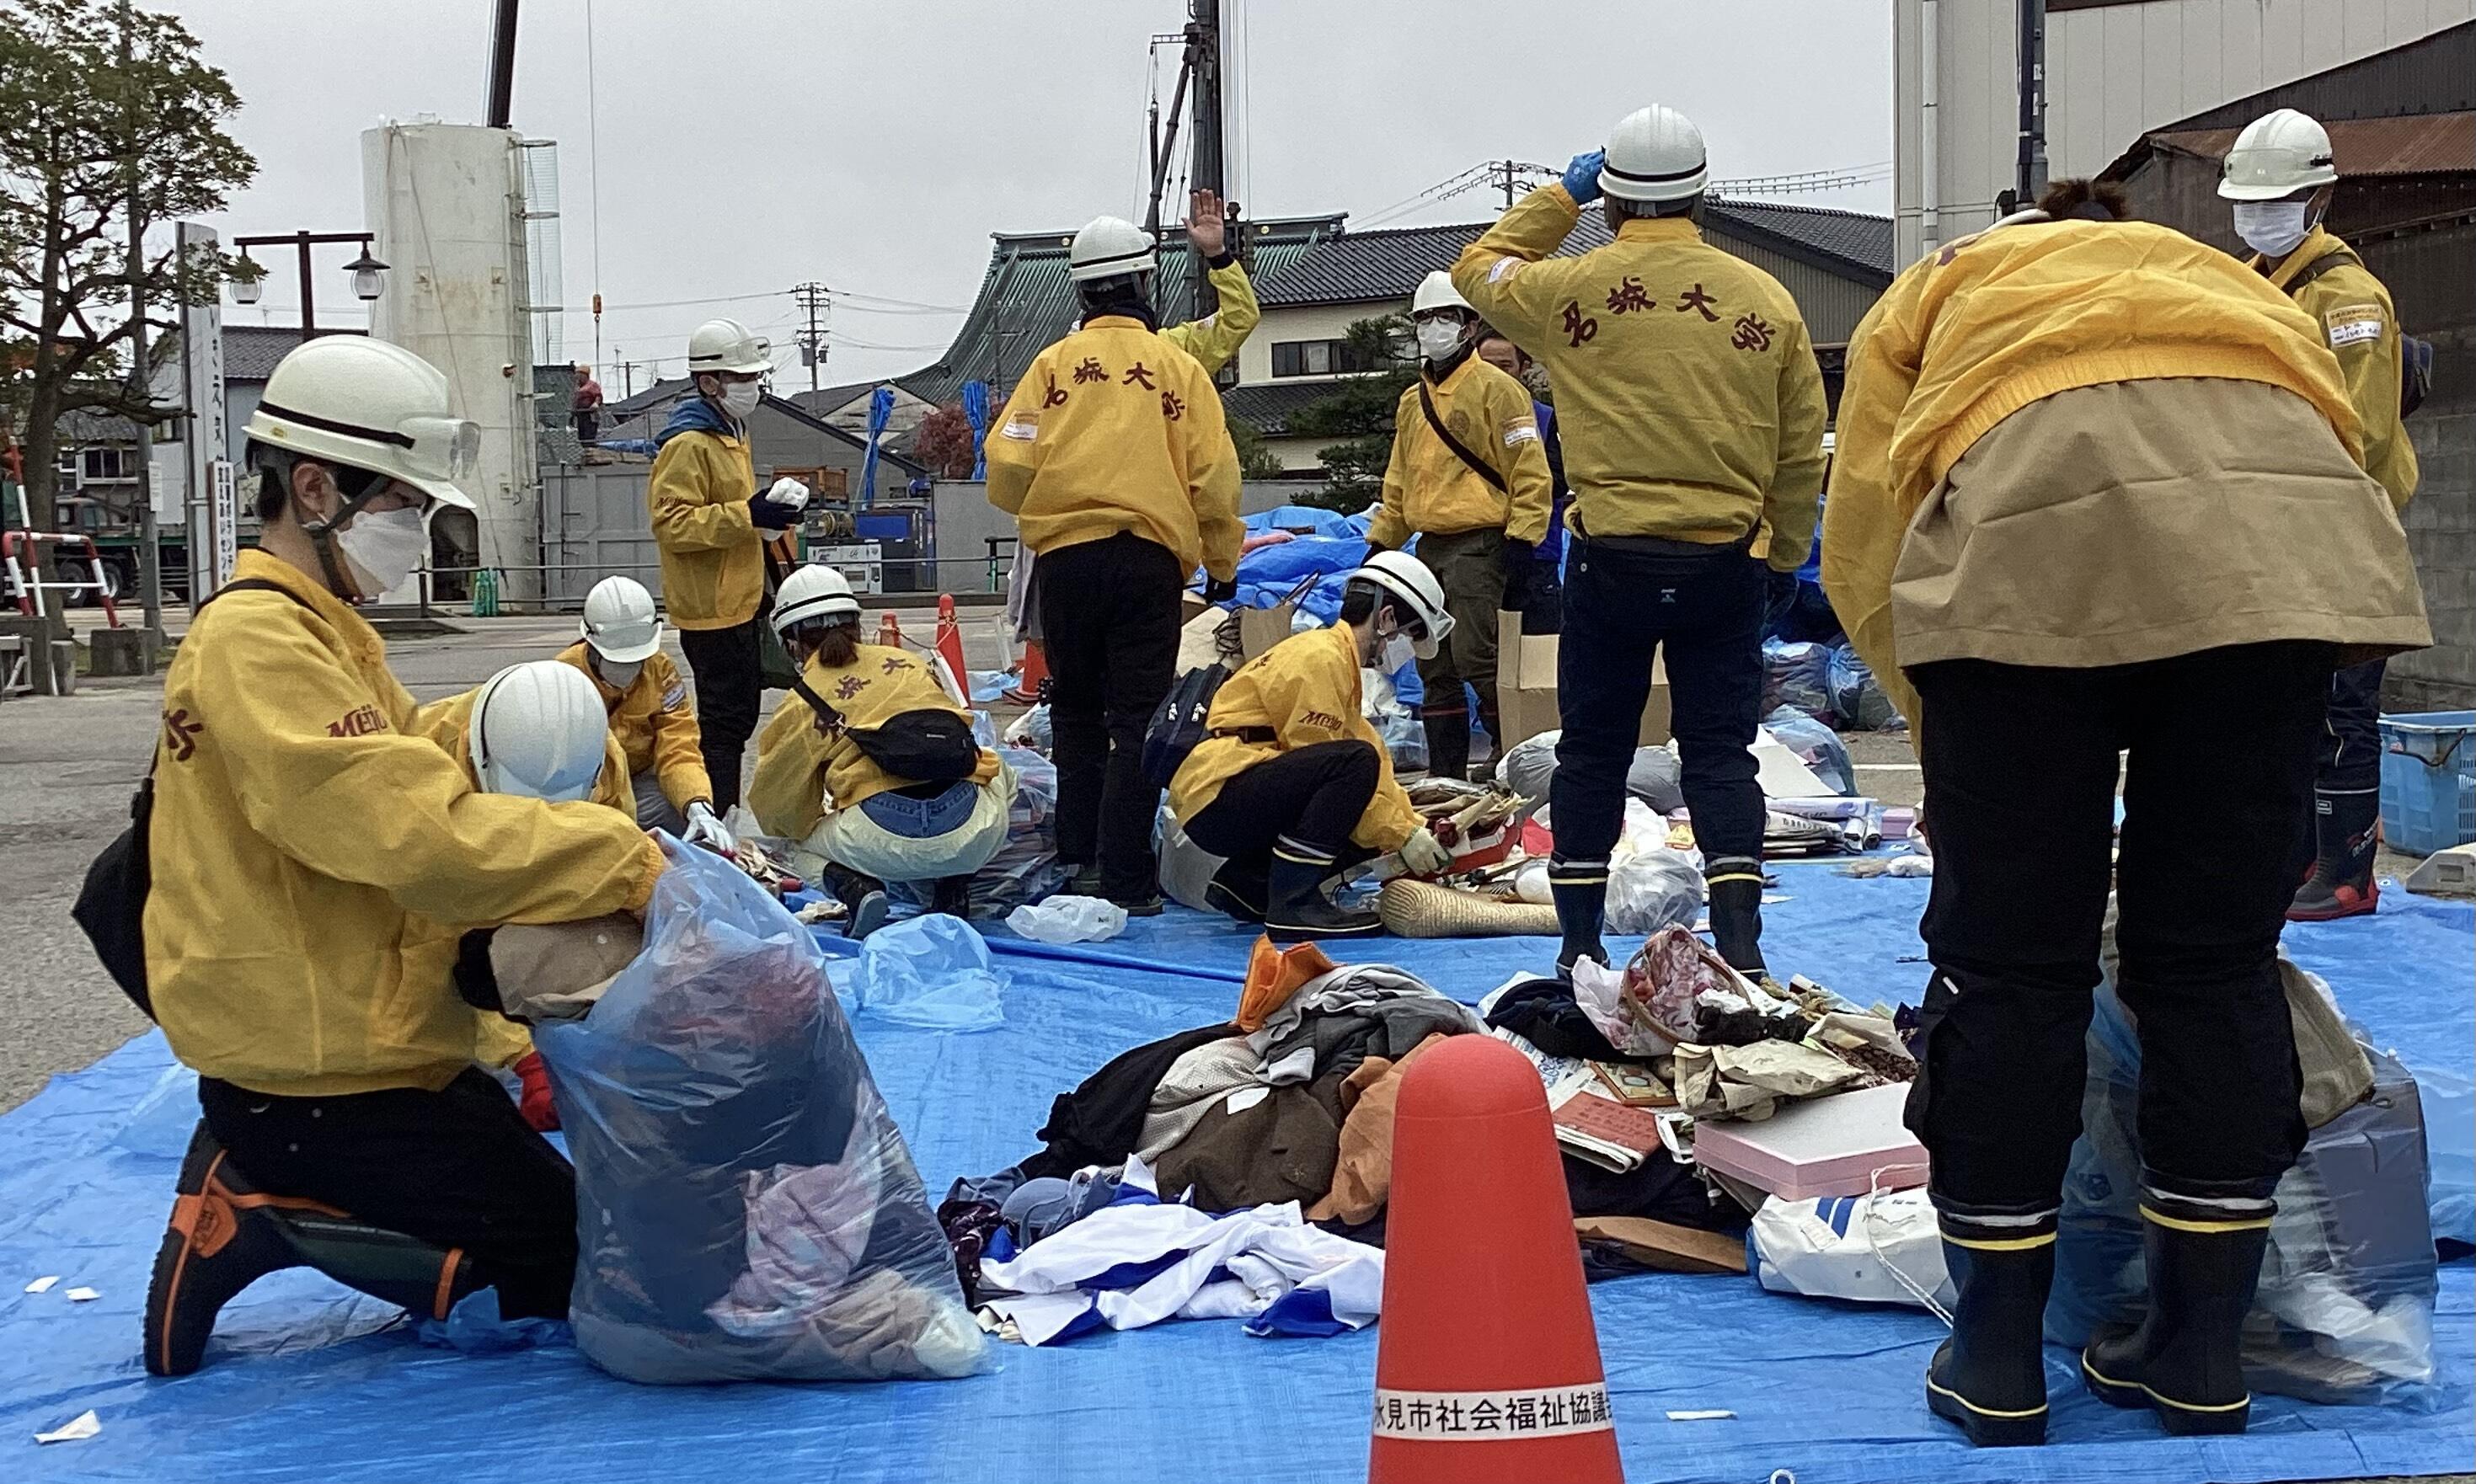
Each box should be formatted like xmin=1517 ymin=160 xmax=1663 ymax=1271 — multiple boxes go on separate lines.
xmin=2388 ymin=321 xmax=2475 ymax=713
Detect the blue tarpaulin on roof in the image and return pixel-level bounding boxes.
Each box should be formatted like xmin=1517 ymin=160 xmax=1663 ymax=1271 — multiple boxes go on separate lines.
xmin=4 ymin=871 xmax=2468 ymax=1483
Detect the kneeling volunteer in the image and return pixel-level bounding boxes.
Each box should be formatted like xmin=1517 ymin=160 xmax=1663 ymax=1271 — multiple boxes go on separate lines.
xmin=750 ymin=565 xmax=1016 ymax=934
xmin=142 ymin=335 xmax=665 ymax=1377
xmin=1168 ymin=551 xmax=1454 ymax=939
xmin=555 ymin=574 xmax=735 ymax=851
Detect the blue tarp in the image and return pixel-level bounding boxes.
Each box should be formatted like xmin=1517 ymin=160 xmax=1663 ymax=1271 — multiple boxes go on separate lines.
xmin=5 ymin=872 xmax=2468 ymax=1483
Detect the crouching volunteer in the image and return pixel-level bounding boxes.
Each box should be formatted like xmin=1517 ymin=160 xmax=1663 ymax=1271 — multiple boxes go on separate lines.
xmin=750 ymin=565 xmax=1015 ymax=935
xmin=1164 ymin=552 xmax=1455 ymax=939
xmin=1822 ymin=179 xmax=2427 ymax=1448
xmin=555 ymin=574 xmax=735 ymax=851
xmin=141 ymin=336 xmax=667 ymax=1377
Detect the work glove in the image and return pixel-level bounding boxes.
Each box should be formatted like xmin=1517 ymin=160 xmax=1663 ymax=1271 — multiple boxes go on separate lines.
xmin=767 ymin=476 xmax=813 ymax=512
xmin=512 ymin=1050 xmax=559 ymax=1134
xmin=1562 ymin=149 xmax=1606 ymax=205
xmin=748 ymin=490 xmax=801 ymax=531
xmin=452 ymin=927 xmax=502 ymax=1013
xmin=1763 ymin=567 xmax=1803 ymax=630
xmin=682 ymin=799 xmax=735 ymax=855
xmin=1499 ymin=558 xmax=1529 ymax=616
xmin=1361 ymin=538 xmax=1391 ymax=558
xmin=1201 ymin=576 xmax=1239 ymax=604
xmin=1399 ymin=825 xmax=1453 ymax=878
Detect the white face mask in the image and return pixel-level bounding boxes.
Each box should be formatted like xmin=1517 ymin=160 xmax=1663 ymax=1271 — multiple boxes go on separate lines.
xmin=1378 ymin=630 xmax=1417 ymax=674
xmin=592 ymin=655 xmax=643 ymax=691
xmin=719 ymin=381 xmax=762 ymax=419
xmin=1415 ymin=318 xmax=1465 ymax=362
xmin=334 ymin=504 xmax=428 ymax=597
xmin=2233 ymin=200 xmax=2313 ymax=259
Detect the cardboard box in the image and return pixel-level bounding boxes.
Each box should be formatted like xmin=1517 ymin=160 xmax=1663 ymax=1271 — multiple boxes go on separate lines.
xmin=1495 ymin=611 xmax=1669 ymax=751
xmin=1689 ymin=1082 xmax=1928 ymax=1201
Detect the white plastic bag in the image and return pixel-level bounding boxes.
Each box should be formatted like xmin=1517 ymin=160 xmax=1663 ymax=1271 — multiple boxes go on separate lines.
xmin=1605 ymin=846 xmax=1704 ymax=935
xmin=850 ymin=914 xmax=1006 ymax=1030
xmin=1005 ymin=894 xmax=1128 ymax=944
xmin=1751 ymin=1187 xmax=1954 ymax=1312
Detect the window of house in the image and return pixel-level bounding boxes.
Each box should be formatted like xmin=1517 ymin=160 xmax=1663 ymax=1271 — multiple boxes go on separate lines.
xmin=81 ymin=447 xmax=131 ymax=481
xmin=1271 ymin=338 xmax=1393 ymax=378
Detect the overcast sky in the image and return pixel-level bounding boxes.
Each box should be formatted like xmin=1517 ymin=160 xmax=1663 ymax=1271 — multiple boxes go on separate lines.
xmin=163 ymin=0 xmax=1891 ymax=391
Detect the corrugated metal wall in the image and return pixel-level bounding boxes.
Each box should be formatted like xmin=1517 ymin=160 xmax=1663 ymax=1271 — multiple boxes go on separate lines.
xmin=1706 ymin=234 xmax=1885 ymax=345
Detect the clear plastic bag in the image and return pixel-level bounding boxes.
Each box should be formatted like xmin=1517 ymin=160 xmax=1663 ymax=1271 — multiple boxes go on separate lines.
xmin=1826 ymin=643 xmax=1906 ymax=732
xmin=851 ymin=914 xmax=1008 ymax=1030
xmin=1004 ymin=894 xmax=1128 ymax=944
xmin=890 ymin=746 xmax=1066 ymax=915
xmin=1497 ymin=729 xmax=1559 ymax=801
xmin=1604 ymin=846 xmax=1704 ymax=935
xmin=1761 ymin=638 xmax=1832 ymax=721
xmin=1002 ymin=703 xmax=1051 ymax=753
xmin=1761 ymin=705 xmax=1854 ymax=796
xmin=532 ymin=841 xmax=984 ymax=1385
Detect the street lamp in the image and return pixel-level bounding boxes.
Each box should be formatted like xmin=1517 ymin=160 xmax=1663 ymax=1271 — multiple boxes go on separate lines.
xmin=344 ymin=247 xmax=389 ymax=302
xmin=228 ymin=231 xmax=384 ymax=338
xmin=229 ymin=248 xmax=265 ymax=305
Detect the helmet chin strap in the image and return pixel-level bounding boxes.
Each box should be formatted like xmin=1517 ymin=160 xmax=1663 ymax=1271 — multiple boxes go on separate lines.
xmin=296 ymin=473 xmax=386 ymax=603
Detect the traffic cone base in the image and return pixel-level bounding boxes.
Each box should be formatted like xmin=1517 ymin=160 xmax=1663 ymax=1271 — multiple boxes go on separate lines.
xmin=1004 ymin=639 xmax=1051 ymax=706
xmin=934 ymin=593 xmax=971 ymax=693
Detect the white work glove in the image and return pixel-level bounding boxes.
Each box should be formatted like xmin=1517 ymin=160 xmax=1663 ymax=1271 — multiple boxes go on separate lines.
xmin=682 ymin=800 xmax=735 ymax=855
xmin=766 ymin=476 xmax=813 ymax=512
xmin=1398 ymin=825 xmax=1453 ymax=877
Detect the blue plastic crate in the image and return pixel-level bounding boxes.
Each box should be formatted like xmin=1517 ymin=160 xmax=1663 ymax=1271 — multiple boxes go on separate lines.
xmin=2378 ymin=709 xmax=2476 ymax=856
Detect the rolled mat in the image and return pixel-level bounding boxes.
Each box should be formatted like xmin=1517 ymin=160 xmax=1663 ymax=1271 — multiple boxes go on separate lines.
xmin=1379 ymin=878 xmax=1562 ymax=938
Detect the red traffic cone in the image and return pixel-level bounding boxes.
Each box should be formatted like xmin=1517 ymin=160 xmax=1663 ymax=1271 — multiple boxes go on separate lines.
xmin=934 ymin=593 xmax=970 ymax=691
xmin=1369 ymin=1035 xmax=1623 ymax=1484
xmin=877 ymin=610 xmax=902 ymax=648
xmin=1003 ymin=639 xmax=1051 ymax=706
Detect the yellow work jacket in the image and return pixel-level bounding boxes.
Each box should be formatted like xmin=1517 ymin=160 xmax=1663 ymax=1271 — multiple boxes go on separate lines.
xmin=146 ymin=551 xmax=664 ymax=1099
xmin=1168 ymin=623 xmax=1421 ymax=853
xmin=649 ymin=424 xmax=765 ymax=629
xmin=1160 ymin=258 xmax=1260 ymax=377
xmin=1452 ymin=185 xmax=1828 ymax=569
xmin=553 ymin=642 xmax=713 ymax=811
xmin=986 ymin=315 xmax=1244 ymax=582
xmin=1821 ymin=214 xmax=2366 ymax=734
xmin=748 ymin=642 xmax=1002 ymax=841
xmin=2258 ymin=227 xmax=2419 ymax=510
xmin=1368 ymin=353 xmax=1555 ymax=550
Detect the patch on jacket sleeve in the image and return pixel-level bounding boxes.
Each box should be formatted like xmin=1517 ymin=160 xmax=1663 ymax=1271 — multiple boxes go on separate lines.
xmin=662 ymin=681 xmax=688 ymax=710
xmin=1486 ymin=259 xmax=1521 ymax=284
xmin=2325 ymin=304 xmax=2385 ymax=349
xmin=1501 ymin=418 xmax=1540 ymax=446
xmin=999 ymin=414 xmax=1039 ymax=441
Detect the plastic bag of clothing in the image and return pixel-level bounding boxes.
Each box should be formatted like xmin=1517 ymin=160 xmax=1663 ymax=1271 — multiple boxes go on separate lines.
xmin=1004 ymin=894 xmax=1127 ymax=945
xmin=1604 ymin=846 xmax=1703 ymax=935
xmin=851 ymin=914 xmax=1007 ymax=1030
xmin=1761 ymin=638 xmax=1832 ymax=722
xmin=2046 ymin=978 xmax=2439 ymax=1406
xmin=532 ymin=841 xmax=985 ymax=1385
xmin=1761 ymin=705 xmax=1854 ymax=796
xmin=1498 ymin=729 xmax=1559 ymax=801
xmin=1625 ymin=745 xmax=1684 ymax=814
xmin=1753 ymin=1188 xmax=1954 ymax=1311
xmin=1002 ymin=704 xmax=1051 ymax=754
xmin=1826 ymin=643 xmax=1906 ymax=732
xmin=890 ymin=745 xmax=1065 ymax=915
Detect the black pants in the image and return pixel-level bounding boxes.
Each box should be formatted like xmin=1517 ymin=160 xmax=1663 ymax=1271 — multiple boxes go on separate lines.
xmin=1550 ymin=536 xmax=1767 ymax=871
xmin=2314 ymin=656 xmax=2388 ymax=836
xmin=1908 ymin=643 xmax=2329 ymax=1224
xmin=574 ymin=410 xmax=599 ymax=446
xmin=199 ymin=1069 xmax=579 ymax=1319
xmin=1037 ymin=533 xmax=1185 ymax=899
xmin=1187 ymin=741 xmax=1382 ymax=873
xmin=679 ymin=618 xmax=764 ymax=815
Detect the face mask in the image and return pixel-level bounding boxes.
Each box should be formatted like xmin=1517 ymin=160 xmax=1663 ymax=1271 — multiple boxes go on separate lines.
xmin=333 ymin=504 xmax=427 ymax=597
xmin=2233 ymin=201 xmax=2312 ymax=259
xmin=1378 ymin=630 xmax=1416 ymax=674
xmin=1415 ymin=319 xmax=1465 ymax=362
xmin=719 ymin=381 xmax=762 ymax=419
xmin=593 ymin=655 xmax=643 ymax=690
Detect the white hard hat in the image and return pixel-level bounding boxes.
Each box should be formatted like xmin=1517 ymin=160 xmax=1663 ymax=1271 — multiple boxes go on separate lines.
xmin=1068 ymin=216 xmax=1158 ymax=284
xmin=2218 ymin=108 xmax=2337 ymax=200
xmin=1350 ymin=550 xmax=1455 ymax=660
xmin=772 ymin=563 xmax=861 ymax=637
xmin=1411 ymin=270 xmax=1471 ymax=318
xmin=468 ymin=660 xmax=610 ymax=803
xmin=580 ymin=575 xmax=663 ymax=664
xmin=687 ymin=317 xmax=772 ymax=376
xmin=243 ymin=337 xmax=479 ymax=509
xmin=1602 ymin=104 xmax=1709 ymax=205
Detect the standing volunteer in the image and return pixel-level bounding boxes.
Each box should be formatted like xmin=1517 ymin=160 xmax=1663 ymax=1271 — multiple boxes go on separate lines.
xmin=554 ymin=574 xmax=735 ymax=851
xmin=1167 ymin=552 xmax=1453 ymax=937
xmin=649 ymin=317 xmax=805 ymax=815
xmin=1823 ymin=179 xmax=2426 ymax=1448
xmin=140 ymin=337 xmax=666 ymax=1376
xmin=1455 ymin=104 xmax=1828 ymax=975
xmin=1364 ymin=272 xmax=1554 ymax=779
xmin=750 ymin=565 xmax=1015 ymax=933
xmin=1475 ymin=328 xmax=1572 ymax=633
xmin=986 ymin=215 xmax=1243 ymax=912
xmin=2220 ymin=109 xmax=2425 ymax=921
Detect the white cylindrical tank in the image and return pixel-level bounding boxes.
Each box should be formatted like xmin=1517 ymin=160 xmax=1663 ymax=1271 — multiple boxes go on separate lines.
xmin=361 ymin=121 xmax=541 ymax=604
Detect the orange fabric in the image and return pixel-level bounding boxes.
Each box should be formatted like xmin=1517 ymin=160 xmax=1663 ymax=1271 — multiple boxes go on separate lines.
xmin=432 ymin=1247 xmax=467 ymax=1320
xmin=1235 ymin=937 xmax=1336 ymax=1033
xmin=1307 ymin=1032 xmax=1453 ymax=1225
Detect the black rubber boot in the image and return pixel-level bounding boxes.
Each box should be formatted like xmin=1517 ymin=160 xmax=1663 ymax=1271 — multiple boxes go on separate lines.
xmin=2082 ymin=1213 xmax=2270 ymax=1436
xmin=930 ymin=875 xmax=975 ymax=918
xmin=1925 ymin=1227 xmax=2055 ymax=1447
xmin=1704 ymin=859 xmax=1767 ymax=973
xmin=2287 ymin=788 xmax=2381 ymax=921
xmin=818 ymin=862 xmax=890 ymax=940
xmin=1420 ymin=703 xmax=1470 ymax=782
xmin=1067 ymin=864 xmax=1104 ymax=898
xmin=1265 ymin=858 xmax=1378 ymax=942
xmin=1548 ymin=860 xmax=1608 ymax=972
xmin=1471 ymin=703 xmax=1504 ymax=784
xmin=1203 ymin=859 xmax=1269 ymax=925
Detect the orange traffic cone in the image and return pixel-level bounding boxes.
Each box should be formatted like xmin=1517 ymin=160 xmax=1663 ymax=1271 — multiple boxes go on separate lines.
xmin=1003 ymin=639 xmax=1051 ymax=706
xmin=877 ymin=610 xmax=902 ymax=647
xmin=934 ymin=593 xmax=970 ymax=691
xmin=1369 ymin=1035 xmax=1623 ymax=1484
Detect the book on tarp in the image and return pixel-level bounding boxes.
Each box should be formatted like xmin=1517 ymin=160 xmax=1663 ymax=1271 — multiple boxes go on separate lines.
xmin=1689 ymin=1081 xmax=1928 ymax=1200
xmin=1547 ymin=1073 xmax=1671 ymax=1172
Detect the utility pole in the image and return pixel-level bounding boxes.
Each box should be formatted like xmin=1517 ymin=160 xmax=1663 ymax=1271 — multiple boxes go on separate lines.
xmin=1500 ymin=159 xmax=1517 ymax=208
xmin=2016 ymin=0 xmax=2050 ymax=205
xmin=120 ymin=0 xmax=162 ymax=662
xmin=792 ymin=281 xmax=831 ymax=396
xmin=1186 ymin=0 xmax=1224 ymax=313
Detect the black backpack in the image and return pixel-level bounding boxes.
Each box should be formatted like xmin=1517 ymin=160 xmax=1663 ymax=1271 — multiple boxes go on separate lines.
xmin=2285 ymin=245 xmax=2434 ymax=418
xmin=789 ymin=677 xmax=981 ymax=785
xmin=73 ymin=578 xmax=304 ymax=1019
xmin=1140 ymin=663 xmax=1233 ymax=791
